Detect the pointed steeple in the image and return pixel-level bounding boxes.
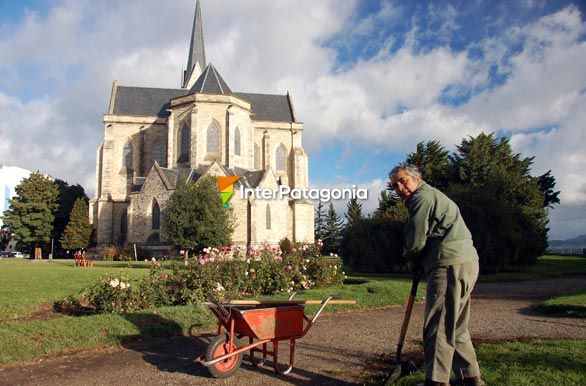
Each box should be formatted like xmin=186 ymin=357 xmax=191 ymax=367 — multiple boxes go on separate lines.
xmin=183 ymin=0 xmax=206 ymax=89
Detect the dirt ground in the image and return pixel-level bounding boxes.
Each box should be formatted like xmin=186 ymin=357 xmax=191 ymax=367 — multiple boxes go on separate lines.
xmin=1 ymin=276 xmax=585 ymax=386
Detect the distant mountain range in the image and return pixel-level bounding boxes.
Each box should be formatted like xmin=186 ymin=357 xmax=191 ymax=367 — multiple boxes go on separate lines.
xmin=549 ymin=234 xmax=586 ymax=246
xmin=548 ymin=234 xmax=586 ymax=254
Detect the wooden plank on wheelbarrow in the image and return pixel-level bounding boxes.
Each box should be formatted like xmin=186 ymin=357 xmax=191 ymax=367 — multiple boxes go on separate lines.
xmin=227 ymin=299 xmax=356 ymax=305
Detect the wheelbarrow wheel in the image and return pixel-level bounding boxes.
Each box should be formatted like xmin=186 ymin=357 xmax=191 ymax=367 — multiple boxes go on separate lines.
xmin=205 ymin=334 xmax=242 ymax=378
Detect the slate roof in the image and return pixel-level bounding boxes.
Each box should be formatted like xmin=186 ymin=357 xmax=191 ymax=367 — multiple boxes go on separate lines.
xmin=188 ymin=63 xmax=232 ymax=95
xmin=235 ymin=92 xmax=294 ymax=122
xmin=135 ymin=163 xmax=267 ymax=191
xmin=112 ymin=87 xmax=187 ymax=117
xmin=112 ymin=86 xmax=294 ymax=122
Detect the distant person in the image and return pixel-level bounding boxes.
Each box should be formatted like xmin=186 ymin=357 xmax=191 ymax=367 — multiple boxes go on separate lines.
xmin=390 ymin=163 xmax=484 ymax=386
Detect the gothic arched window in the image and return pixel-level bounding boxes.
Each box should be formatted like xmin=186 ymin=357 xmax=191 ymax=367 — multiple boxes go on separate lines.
xmin=179 ymin=125 xmax=190 ymax=162
xmin=207 ymin=124 xmax=219 ymax=153
xmin=234 ymin=127 xmax=241 ymax=156
xmin=153 ymin=141 xmax=165 ymax=166
xmin=276 ymin=144 xmax=287 ymax=171
xmin=152 ymin=201 xmax=160 ymax=230
xmin=254 ymin=143 xmax=261 ymax=170
xmin=123 ymin=140 xmax=132 ymax=168
xmin=119 ymin=209 xmax=127 ymax=245
xmin=265 ymin=204 xmax=271 ymax=230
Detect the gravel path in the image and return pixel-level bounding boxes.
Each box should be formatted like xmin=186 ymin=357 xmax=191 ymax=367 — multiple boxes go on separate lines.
xmin=1 ymin=276 xmax=585 ymax=386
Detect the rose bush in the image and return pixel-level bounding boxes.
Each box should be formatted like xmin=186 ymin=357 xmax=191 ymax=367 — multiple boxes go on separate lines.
xmin=81 ymin=240 xmax=345 ymax=314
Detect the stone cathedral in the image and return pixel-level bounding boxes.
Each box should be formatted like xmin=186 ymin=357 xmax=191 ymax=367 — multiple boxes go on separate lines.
xmin=90 ymin=1 xmax=314 ymax=252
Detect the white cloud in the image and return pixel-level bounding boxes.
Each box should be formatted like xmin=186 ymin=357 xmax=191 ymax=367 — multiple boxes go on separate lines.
xmin=0 ymin=0 xmax=584 ymax=239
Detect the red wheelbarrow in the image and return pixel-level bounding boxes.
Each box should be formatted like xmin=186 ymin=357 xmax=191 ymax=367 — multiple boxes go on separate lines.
xmin=197 ymin=294 xmax=356 ymax=378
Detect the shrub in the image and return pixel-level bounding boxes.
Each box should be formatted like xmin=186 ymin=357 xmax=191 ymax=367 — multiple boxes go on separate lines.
xmin=80 ymin=241 xmax=345 ymax=314
xmin=341 ymin=217 xmax=406 ymax=273
xmin=279 ymin=237 xmax=294 ymax=255
xmin=101 ymin=246 xmax=134 ymax=261
xmin=83 ymin=273 xmax=143 ymax=313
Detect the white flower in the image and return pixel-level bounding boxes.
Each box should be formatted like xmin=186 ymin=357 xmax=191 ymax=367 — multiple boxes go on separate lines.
xmin=215 ymin=282 xmax=225 ymax=292
xmin=120 ymin=282 xmax=129 ymax=290
xmin=250 ymin=268 xmax=255 ymax=273
xmin=109 ymin=279 xmax=120 ymax=288
xmin=245 ymin=271 xmax=249 ymax=276
xmin=203 ymin=247 xmax=210 ymax=254
xmin=151 ymin=257 xmax=156 ymax=262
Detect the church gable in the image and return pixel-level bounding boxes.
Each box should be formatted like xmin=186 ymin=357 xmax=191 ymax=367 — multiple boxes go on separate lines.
xmin=139 ymin=162 xmax=177 ymax=194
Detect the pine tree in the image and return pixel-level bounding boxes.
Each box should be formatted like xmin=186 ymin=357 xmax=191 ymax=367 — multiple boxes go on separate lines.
xmin=163 ymin=176 xmax=234 ymax=252
xmin=60 ymin=198 xmax=92 ymax=251
xmin=53 ymin=180 xmax=87 ymax=247
xmin=2 ymin=172 xmax=59 ymax=248
xmin=345 ymin=197 xmax=363 ymax=227
xmin=322 ymin=202 xmax=343 ymax=255
xmin=373 ymin=190 xmax=396 ymax=218
xmin=314 ymin=201 xmax=326 ymax=241
xmin=405 ymin=140 xmax=451 ymax=189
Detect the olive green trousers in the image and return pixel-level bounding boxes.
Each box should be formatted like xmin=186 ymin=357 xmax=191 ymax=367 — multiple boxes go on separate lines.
xmin=423 ymin=260 xmax=481 ymax=382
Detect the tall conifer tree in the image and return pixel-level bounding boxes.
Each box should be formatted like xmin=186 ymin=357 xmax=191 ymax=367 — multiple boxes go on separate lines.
xmin=322 ymin=202 xmax=343 ymax=255
xmin=2 ymin=172 xmax=59 ymax=248
xmin=60 ymin=197 xmax=92 ymax=251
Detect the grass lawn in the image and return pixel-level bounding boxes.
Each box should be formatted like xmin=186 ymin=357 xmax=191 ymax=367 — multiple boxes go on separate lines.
xmin=0 ymin=259 xmax=152 ymax=320
xmin=391 ymin=340 xmax=586 ymax=386
xmin=536 ymin=290 xmax=586 ymax=317
xmin=478 ymin=254 xmax=586 ymax=282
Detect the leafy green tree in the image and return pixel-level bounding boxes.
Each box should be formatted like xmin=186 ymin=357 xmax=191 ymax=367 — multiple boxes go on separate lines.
xmin=163 ymin=176 xmax=234 ymax=253
xmin=342 ymin=217 xmax=406 ymax=272
xmin=345 ymin=197 xmax=363 ymax=227
xmin=373 ymin=190 xmax=395 ymax=218
xmin=53 ymin=180 xmax=87 ymax=244
xmin=60 ymin=197 xmax=92 ymax=251
xmin=2 ymin=172 xmax=59 ymax=249
xmin=452 ymin=133 xmax=533 ymax=187
xmin=322 ymin=202 xmax=343 ymax=255
xmin=314 ymin=201 xmax=326 ymax=241
xmin=536 ymin=170 xmax=560 ymax=209
xmin=406 ymin=140 xmax=451 ymax=189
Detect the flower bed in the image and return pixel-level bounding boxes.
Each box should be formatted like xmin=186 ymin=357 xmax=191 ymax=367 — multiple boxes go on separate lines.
xmin=81 ymin=240 xmax=345 ymax=314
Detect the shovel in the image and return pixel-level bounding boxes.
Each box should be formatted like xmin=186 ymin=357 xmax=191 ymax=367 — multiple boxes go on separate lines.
xmin=384 ymin=270 xmax=422 ymax=385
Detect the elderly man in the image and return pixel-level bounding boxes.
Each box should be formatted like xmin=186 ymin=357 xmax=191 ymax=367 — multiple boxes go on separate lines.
xmin=390 ymin=163 xmax=484 ymax=386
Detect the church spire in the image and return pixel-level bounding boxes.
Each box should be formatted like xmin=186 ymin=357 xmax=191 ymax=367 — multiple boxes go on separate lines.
xmin=183 ymin=0 xmax=206 ymax=89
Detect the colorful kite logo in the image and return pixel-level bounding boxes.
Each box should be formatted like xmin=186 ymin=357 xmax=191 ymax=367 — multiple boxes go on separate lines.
xmin=217 ymin=176 xmax=240 ymax=208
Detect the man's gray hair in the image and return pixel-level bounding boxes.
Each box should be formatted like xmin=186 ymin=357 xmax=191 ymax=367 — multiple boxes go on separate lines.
xmin=389 ymin=163 xmax=421 ymax=182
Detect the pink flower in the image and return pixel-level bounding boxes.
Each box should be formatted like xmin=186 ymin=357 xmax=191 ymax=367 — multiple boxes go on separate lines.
xmin=291 ymin=248 xmax=297 ymax=253
xmin=285 ymin=264 xmax=292 ymax=271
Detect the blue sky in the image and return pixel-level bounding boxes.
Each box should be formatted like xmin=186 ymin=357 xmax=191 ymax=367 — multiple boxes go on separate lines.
xmin=0 ymin=0 xmax=585 ymax=239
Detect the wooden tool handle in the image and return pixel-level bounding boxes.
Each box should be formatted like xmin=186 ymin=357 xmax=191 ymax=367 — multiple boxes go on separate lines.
xmin=227 ymin=299 xmax=356 ymax=305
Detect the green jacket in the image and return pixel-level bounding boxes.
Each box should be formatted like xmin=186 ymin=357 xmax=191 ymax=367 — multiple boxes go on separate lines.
xmin=404 ymin=181 xmax=478 ymax=271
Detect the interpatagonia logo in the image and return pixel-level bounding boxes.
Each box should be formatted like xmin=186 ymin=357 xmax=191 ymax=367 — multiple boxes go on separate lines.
xmin=217 ymin=176 xmax=241 ymax=208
